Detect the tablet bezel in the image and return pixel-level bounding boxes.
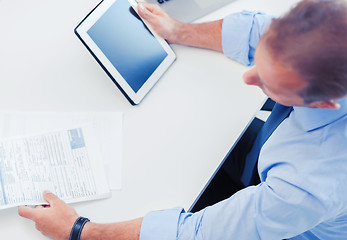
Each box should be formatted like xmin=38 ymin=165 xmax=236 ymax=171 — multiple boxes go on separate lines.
xmin=75 ymin=0 xmax=176 ymax=105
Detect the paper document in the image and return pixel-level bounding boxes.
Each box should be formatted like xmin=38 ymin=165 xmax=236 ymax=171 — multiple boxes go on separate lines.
xmin=0 ymin=127 xmax=111 ymax=209
xmin=0 ymin=112 xmax=123 ymax=190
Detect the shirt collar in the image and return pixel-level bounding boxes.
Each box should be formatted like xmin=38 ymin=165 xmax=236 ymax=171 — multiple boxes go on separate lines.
xmin=293 ymin=96 xmax=347 ymax=132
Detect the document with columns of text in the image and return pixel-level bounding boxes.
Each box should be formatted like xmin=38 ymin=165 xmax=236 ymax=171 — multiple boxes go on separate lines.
xmin=0 ymin=127 xmax=111 ymax=209
xmin=0 ymin=112 xmax=123 ymax=210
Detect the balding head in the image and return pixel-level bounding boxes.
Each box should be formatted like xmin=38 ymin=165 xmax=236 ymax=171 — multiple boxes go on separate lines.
xmin=263 ymin=0 xmax=347 ymax=104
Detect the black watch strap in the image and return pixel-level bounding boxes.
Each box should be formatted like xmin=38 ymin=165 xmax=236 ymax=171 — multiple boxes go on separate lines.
xmin=69 ymin=217 xmax=90 ymax=240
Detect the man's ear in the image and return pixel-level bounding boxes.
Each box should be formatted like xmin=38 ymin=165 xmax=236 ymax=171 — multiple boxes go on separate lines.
xmin=309 ymin=100 xmax=340 ymax=109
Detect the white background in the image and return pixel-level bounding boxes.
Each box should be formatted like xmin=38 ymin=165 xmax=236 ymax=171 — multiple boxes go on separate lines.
xmin=0 ymin=0 xmax=299 ymax=238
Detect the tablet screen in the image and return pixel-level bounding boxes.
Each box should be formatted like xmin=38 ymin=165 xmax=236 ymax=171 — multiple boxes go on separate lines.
xmin=87 ymin=0 xmax=168 ymax=93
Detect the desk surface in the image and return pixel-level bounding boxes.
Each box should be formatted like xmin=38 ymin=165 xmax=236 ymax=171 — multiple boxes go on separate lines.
xmin=0 ymin=0 xmax=299 ymax=238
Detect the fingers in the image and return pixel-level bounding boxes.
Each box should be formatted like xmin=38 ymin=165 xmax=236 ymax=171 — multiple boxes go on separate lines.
xmin=43 ymin=191 xmax=64 ymax=207
xmin=137 ymin=3 xmax=153 ymax=20
xmin=138 ymin=2 xmax=161 ymax=13
xmin=18 ymin=191 xmax=61 ymax=220
xmin=18 ymin=206 xmax=37 ymax=220
xmin=137 ymin=2 xmax=163 ymax=22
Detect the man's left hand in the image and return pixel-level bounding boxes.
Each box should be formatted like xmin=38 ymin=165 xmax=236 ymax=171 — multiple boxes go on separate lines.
xmin=18 ymin=191 xmax=79 ymax=240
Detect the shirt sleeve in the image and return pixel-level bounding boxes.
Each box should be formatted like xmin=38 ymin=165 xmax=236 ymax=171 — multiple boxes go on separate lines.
xmin=222 ymin=11 xmax=273 ymax=66
xmin=139 ymin=179 xmax=331 ymax=240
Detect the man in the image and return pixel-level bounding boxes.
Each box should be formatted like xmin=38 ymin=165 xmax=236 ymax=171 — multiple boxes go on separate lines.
xmin=19 ymin=0 xmax=347 ymax=239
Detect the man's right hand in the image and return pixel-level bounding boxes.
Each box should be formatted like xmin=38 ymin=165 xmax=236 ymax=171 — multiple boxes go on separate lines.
xmin=137 ymin=2 xmax=223 ymax=52
xmin=137 ymin=2 xmax=182 ymax=43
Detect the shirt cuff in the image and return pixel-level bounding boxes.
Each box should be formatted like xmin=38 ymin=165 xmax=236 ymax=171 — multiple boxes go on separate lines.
xmin=139 ymin=207 xmax=184 ymax=240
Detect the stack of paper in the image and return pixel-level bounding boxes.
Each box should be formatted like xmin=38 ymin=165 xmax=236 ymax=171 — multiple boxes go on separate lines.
xmin=0 ymin=112 xmax=122 ymax=209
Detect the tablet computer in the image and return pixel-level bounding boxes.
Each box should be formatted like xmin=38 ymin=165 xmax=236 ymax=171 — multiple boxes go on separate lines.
xmin=75 ymin=0 xmax=176 ymax=105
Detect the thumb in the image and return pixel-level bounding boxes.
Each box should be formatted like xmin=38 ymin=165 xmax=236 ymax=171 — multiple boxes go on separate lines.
xmin=18 ymin=206 xmax=36 ymax=220
xmin=43 ymin=191 xmax=64 ymax=207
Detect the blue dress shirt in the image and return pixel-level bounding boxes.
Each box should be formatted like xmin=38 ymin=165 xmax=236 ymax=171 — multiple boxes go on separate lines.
xmin=139 ymin=11 xmax=347 ymax=240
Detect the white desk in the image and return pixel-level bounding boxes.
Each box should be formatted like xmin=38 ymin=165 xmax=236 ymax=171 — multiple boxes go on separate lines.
xmin=0 ymin=0 xmax=299 ymax=238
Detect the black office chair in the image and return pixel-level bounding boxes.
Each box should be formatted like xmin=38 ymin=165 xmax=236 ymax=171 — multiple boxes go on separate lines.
xmin=190 ymin=98 xmax=275 ymax=212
